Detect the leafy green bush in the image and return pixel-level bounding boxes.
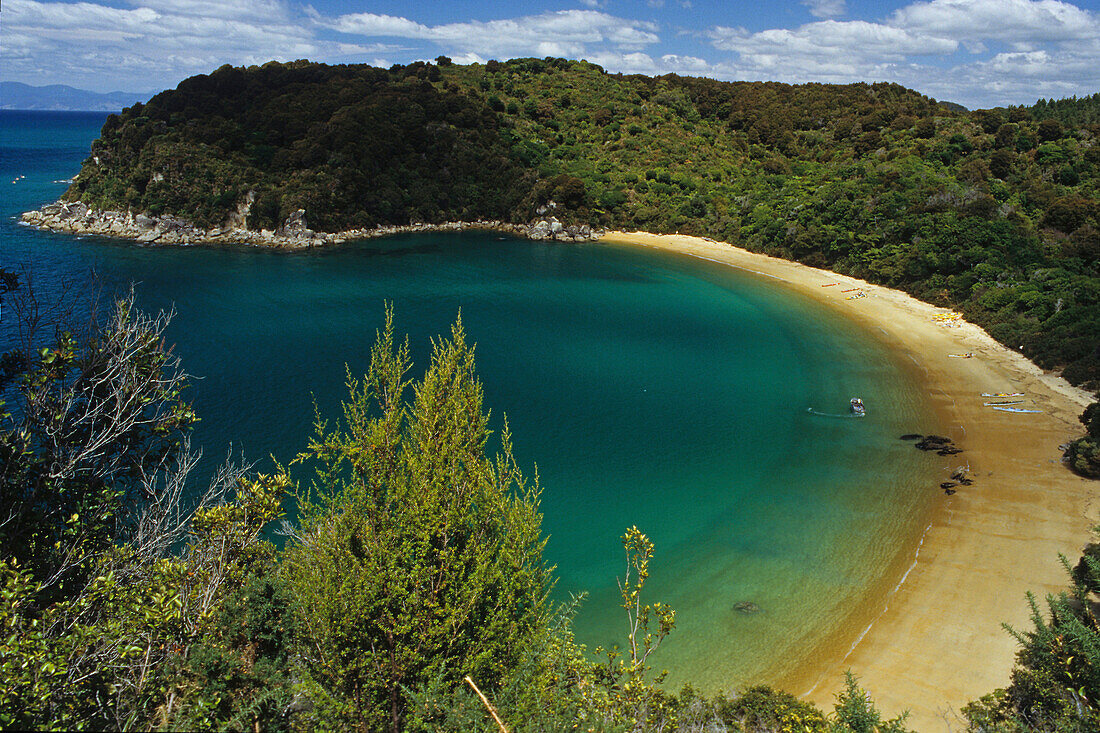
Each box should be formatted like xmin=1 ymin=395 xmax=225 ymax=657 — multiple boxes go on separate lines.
xmin=0 ymin=292 xmax=288 ymax=730
xmin=1064 ymin=399 xmax=1100 ymax=478
xmin=715 ymin=685 xmax=830 ymax=731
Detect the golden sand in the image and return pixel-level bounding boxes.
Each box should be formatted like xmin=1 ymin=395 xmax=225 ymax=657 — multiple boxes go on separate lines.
xmin=600 ymin=231 xmax=1097 ymax=730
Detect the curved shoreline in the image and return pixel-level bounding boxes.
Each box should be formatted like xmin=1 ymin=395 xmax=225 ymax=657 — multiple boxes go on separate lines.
xmin=18 ymin=206 xmax=1097 ymax=723
xmin=600 ymin=231 xmax=1096 ymax=729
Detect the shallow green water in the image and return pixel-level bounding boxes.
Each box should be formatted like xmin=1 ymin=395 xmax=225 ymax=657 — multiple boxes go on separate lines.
xmin=2 ymin=111 xmax=939 ymax=690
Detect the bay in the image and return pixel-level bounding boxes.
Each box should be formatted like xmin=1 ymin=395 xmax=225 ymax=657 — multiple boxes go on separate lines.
xmin=1 ymin=110 xmax=937 ymax=690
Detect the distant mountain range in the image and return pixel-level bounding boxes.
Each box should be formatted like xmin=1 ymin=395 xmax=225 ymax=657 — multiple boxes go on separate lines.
xmin=1 ymin=82 xmax=148 ymax=111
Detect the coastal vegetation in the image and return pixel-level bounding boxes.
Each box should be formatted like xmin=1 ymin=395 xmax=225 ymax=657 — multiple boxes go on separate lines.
xmin=0 ymin=292 xmax=916 ymax=731
xmin=9 ymin=58 xmax=1100 ymax=730
xmin=59 ymin=58 xmax=1100 ymax=391
xmin=1065 ymin=398 xmax=1100 ymax=478
xmin=2 ymin=283 xmax=1098 ymax=730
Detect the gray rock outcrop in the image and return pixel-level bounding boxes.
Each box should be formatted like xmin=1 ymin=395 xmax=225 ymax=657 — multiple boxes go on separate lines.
xmin=21 ymin=201 xmax=605 ymax=248
xmin=524 ymin=216 xmax=599 ymax=242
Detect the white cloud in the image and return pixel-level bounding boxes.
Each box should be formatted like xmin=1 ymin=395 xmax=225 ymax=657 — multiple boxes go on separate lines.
xmin=128 ymin=0 xmax=290 ymax=22
xmin=445 ymin=52 xmax=487 ymax=66
xmin=329 ymin=13 xmax=434 ymax=39
xmin=705 ymin=0 xmax=1100 ymax=106
xmin=890 ymin=0 xmax=1096 ymax=45
xmin=3 ymin=3 xmax=661 ymax=93
xmin=711 ymin=20 xmax=957 ymax=71
xmin=585 ymin=51 xmax=659 ymax=75
xmin=910 ymin=38 xmax=1100 ymax=105
xmin=327 ymin=10 xmax=660 ymax=59
xmin=0 ymin=0 xmax=1096 ymax=109
xmin=660 ymin=54 xmax=710 ymax=72
xmin=802 ymin=0 xmax=846 ymax=19
xmin=1 ymin=0 xmax=382 ymax=92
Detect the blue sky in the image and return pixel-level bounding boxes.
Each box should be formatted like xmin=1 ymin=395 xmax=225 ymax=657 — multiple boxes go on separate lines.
xmin=3 ymin=0 xmax=1098 ymax=109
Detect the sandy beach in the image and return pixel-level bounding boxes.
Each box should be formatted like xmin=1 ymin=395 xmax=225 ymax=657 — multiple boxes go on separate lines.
xmin=600 ymin=231 xmax=1097 ymax=730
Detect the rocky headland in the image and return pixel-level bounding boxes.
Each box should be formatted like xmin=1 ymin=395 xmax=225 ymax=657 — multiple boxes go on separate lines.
xmin=20 ymin=201 xmax=602 ymax=249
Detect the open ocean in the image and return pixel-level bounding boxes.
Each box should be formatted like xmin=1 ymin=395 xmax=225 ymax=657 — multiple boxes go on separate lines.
xmin=1 ymin=110 xmax=940 ymax=690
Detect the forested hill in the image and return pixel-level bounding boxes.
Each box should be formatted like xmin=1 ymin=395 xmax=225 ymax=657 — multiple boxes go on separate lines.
xmin=64 ymin=58 xmax=1099 ymax=389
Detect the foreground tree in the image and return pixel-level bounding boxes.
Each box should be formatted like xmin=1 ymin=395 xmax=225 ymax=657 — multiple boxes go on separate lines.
xmin=281 ymin=308 xmax=549 ymax=732
xmin=1 ymin=296 xmax=205 ymax=599
xmin=0 ymin=293 xmax=287 ymax=730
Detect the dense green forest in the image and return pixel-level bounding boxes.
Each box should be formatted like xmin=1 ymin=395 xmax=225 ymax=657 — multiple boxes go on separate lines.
xmin=2 ymin=285 xmax=1099 ymax=731
xmin=61 ymin=58 xmax=1100 ymax=391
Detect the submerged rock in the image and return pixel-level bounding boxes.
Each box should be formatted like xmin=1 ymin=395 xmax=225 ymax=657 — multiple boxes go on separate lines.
xmin=900 ymin=433 xmax=923 ymax=440
xmin=733 ymin=601 xmax=761 ymax=614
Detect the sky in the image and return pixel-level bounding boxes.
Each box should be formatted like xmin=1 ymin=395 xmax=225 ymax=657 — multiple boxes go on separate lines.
xmin=2 ymin=0 xmax=1098 ymax=109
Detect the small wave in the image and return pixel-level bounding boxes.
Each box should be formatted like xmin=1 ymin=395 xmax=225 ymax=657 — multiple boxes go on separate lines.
xmin=806 ymin=407 xmax=864 ymax=419
xmin=53 ymin=178 xmax=74 ymax=184
xmin=801 ymin=520 xmax=934 ymax=697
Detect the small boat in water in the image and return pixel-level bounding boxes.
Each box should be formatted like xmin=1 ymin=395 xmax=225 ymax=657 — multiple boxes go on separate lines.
xmin=850 ymin=398 xmax=866 ymax=416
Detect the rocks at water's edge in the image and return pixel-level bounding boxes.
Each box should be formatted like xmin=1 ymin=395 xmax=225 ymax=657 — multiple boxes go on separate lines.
xmin=914 ymin=434 xmax=963 ymax=455
xmin=20 ymin=202 xmax=604 ymax=249
xmin=901 ymin=433 xmax=973 ymax=494
xmin=899 ymin=433 xmax=967 ymax=457
xmin=526 ymin=216 xmax=597 ymax=242
xmin=950 ymin=468 xmax=974 ymax=485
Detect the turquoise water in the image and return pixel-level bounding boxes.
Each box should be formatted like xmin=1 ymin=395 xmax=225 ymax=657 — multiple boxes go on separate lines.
xmin=1 ymin=111 xmax=938 ymax=690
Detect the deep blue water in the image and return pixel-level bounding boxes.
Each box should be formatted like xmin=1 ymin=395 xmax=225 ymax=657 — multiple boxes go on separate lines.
xmin=0 ymin=110 xmax=939 ymax=689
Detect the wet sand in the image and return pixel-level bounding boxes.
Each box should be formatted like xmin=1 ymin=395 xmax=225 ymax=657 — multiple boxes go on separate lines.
xmin=601 ymin=231 xmax=1097 ymax=730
